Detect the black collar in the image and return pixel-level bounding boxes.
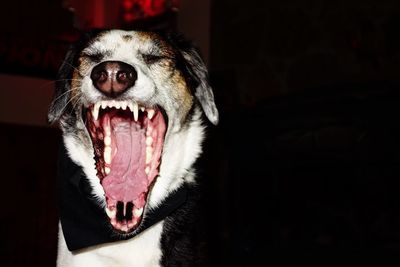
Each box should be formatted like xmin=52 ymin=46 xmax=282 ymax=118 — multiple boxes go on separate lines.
xmin=57 ymin=143 xmax=188 ymax=251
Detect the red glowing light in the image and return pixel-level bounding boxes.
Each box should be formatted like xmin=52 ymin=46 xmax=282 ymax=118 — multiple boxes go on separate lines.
xmin=121 ymin=0 xmax=179 ymax=22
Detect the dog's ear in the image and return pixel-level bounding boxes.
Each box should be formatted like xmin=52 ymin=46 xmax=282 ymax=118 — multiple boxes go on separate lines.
xmin=166 ymin=33 xmax=219 ymax=125
xmin=48 ymin=48 xmax=76 ymax=124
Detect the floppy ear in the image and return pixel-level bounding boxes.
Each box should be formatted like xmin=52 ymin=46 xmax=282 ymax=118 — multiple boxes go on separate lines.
xmin=165 ymin=33 xmax=219 ymax=125
xmin=181 ymin=47 xmax=219 ymax=125
xmin=48 ymin=48 xmax=76 ymax=123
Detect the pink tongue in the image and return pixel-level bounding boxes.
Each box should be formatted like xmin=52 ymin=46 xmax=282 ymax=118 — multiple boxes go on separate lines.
xmin=102 ymin=116 xmax=148 ymax=207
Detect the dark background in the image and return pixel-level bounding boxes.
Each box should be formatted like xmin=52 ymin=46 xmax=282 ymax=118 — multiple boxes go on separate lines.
xmin=2 ymin=0 xmax=400 ymax=266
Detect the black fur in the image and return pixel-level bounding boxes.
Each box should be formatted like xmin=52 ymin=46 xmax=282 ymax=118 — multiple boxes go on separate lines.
xmin=160 ymin=183 xmax=208 ymax=267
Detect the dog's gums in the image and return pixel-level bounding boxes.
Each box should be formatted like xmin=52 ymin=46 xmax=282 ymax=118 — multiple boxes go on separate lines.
xmin=86 ymin=100 xmax=167 ymax=233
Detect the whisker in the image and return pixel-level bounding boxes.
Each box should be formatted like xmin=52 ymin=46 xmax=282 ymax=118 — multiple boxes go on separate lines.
xmin=56 ymin=92 xmax=83 ymax=115
xmin=62 ymin=60 xmax=84 ymax=76
xmin=50 ymin=88 xmax=76 ymax=104
xmin=38 ymin=78 xmax=82 ymax=89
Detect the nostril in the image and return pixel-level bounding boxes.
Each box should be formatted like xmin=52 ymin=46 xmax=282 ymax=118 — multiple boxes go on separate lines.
xmin=93 ymin=71 xmax=108 ymax=83
xmin=116 ymin=70 xmax=137 ymax=83
xmin=118 ymin=71 xmax=127 ymax=81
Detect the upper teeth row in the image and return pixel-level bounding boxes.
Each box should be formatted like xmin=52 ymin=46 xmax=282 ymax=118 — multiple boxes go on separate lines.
xmin=92 ymin=100 xmax=154 ymax=121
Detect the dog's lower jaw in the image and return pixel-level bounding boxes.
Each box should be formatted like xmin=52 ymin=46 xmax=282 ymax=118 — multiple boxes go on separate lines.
xmin=57 ymin=221 xmax=165 ymax=267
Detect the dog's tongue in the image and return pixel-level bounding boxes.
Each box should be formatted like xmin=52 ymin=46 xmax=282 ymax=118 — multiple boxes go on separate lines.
xmin=101 ymin=115 xmax=148 ymax=207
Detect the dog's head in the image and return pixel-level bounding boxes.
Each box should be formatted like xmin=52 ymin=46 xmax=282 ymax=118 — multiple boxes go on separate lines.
xmin=49 ymin=30 xmax=218 ymax=234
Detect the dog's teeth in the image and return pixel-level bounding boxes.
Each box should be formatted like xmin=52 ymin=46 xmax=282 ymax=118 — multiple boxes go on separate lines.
xmin=127 ymin=102 xmax=133 ymax=113
xmin=106 ymin=207 xmax=116 ymax=218
xmin=140 ymin=106 xmax=145 ymax=112
xmin=104 ymin=146 xmax=112 ymax=164
xmin=92 ymin=103 xmax=100 ymax=120
xmin=105 ymin=167 xmax=110 ymax=175
xmin=133 ymin=207 xmax=143 ymax=217
xmin=146 ymin=146 xmax=153 ymax=164
xmin=147 ymin=109 xmax=155 ymax=120
xmin=146 ymin=126 xmax=153 ymax=137
xmin=145 ymin=166 xmax=150 ymax=175
xmin=104 ymin=136 xmax=111 ymax=146
xmin=121 ymin=101 xmax=127 ymax=110
xmin=115 ymin=101 xmax=121 ymax=109
xmin=105 ymin=126 xmax=111 ymax=136
xmin=101 ymin=101 xmax=108 ymax=109
xmin=146 ymin=136 xmax=153 ymax=146
xmin=132 ymin=102 xmax=139 ymax=121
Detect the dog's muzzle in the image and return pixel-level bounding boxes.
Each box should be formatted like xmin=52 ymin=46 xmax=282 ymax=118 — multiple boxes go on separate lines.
xmin=90 ymin=61 xmax=137 ymax=97
xmin=84 ymin=60 xmax=168 ymax=234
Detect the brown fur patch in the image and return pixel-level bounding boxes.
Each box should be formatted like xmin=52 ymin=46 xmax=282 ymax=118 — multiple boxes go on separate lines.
xmin=136 ymin=31 xmax=158 ymax=43
xmin=122 ymin=34 xmax=133 ymax=41
xmin=78 ymin=56 xmax=93 ymax=74
xmin=171 ymin=70 xmax=194 ymax=119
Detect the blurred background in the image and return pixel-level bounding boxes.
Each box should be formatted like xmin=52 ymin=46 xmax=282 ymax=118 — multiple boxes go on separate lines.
xmin=2 ymin=0 xmax=400 ymax=266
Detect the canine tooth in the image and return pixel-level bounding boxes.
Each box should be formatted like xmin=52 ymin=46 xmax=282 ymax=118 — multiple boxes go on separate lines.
xmin=147 ymin=109 xmax=155 ymax=120
xmin=133 ymin=207 xmax=143 ymax=217
xmin=105 ymin=167 xmax=110 ymax=175
xmin=146 ymin=136 xmax=153 ymax=146
xmin=104 ymin=146 xmax=112 ymax=164
xmin=145 ymin=166 xmax=150 ymax=175
xmin=127 ymin=102 xmax=133 ymax=112
xmin=132 ymin=102 xmax=139 ymax=121
xmin=106 ymin=207 xmax=116 ymax=218
xmin=92 ymin=103 xmax=100 ymax=120
xmin=104 ymin=136 xmax=111 ymax=146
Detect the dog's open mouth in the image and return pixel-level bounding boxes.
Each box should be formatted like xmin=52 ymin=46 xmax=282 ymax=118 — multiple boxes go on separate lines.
xmin=85 ymin=100 xmax=167 ymax=233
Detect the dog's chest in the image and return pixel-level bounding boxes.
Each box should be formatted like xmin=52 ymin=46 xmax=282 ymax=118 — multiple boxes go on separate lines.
xmin=57 ymin=222 xmax=164 ymax=267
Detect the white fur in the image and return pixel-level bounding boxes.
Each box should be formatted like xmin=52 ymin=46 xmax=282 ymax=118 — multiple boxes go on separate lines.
xmin=57 ymin=222 xmax=164 ymax=267
xmin=149 ymin=108 xmax=204 ymax=207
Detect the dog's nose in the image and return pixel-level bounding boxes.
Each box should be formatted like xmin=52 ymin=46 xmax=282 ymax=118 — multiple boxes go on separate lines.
xmin=90 ymin=61 xmax=137 ymax=97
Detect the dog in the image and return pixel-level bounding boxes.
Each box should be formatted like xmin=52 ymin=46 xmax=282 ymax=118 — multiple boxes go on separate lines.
xmin=48 ymin=29 xmax=218 ymax=267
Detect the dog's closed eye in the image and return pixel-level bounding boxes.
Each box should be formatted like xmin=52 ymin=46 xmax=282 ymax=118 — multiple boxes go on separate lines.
xmin=82 ymin=52 xmax=105 ymax=63
xmin=142 ymin=54 xmax=168 ymax=65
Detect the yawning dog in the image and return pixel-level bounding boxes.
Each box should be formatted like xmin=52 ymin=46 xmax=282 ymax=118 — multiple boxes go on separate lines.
xmin=48 ymin=30 xmax=218 ymax=267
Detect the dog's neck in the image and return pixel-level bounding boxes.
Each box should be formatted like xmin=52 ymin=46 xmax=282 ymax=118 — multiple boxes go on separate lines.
xmin=57 ymin=143 xmax=188 ymax=251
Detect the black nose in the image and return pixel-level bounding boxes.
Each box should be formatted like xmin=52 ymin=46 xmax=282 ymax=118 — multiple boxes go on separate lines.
xmin=90 ymin=61 xmax=137 ymax=97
